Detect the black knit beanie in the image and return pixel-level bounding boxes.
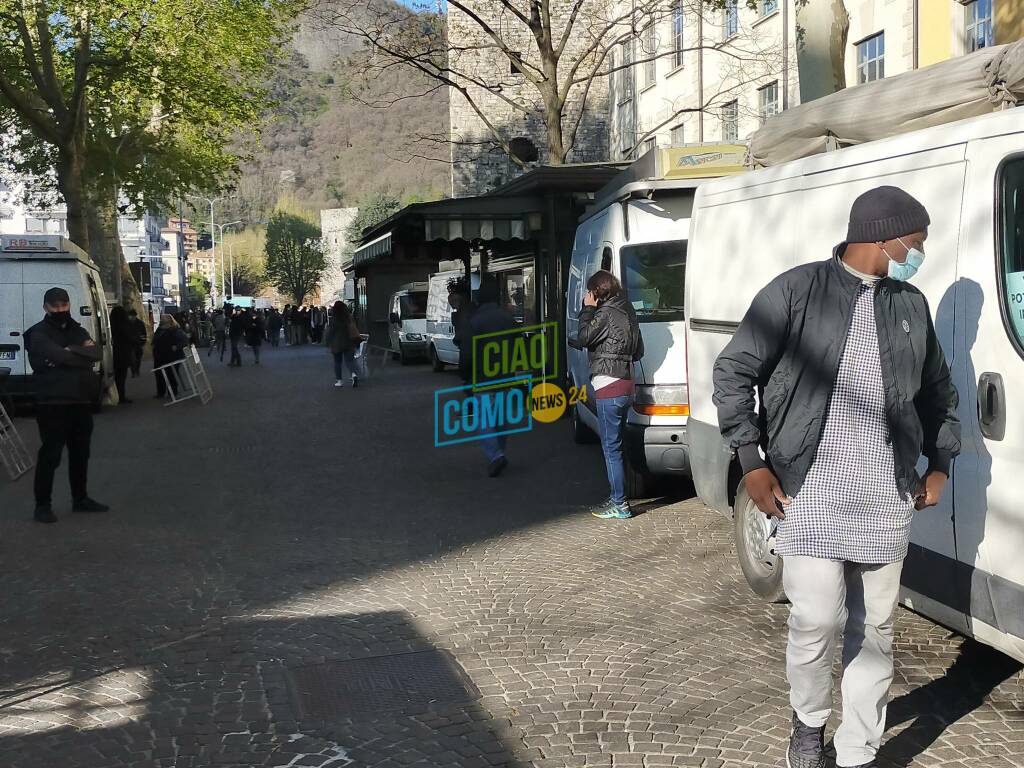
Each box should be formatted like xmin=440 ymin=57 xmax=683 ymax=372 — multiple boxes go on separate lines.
xmin=846 ymin=186 xmax=931 ymax=244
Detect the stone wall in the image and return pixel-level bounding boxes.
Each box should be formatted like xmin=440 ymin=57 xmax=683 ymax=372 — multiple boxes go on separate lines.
xmin=447 ymin=0 xmax=611 ymax=197
xmin=320 ymin=207 xmax=358 ymax=300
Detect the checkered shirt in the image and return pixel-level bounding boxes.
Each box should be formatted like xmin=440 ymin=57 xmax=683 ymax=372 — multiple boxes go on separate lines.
xmin=776 ymin=284 xmax=914 ymax=564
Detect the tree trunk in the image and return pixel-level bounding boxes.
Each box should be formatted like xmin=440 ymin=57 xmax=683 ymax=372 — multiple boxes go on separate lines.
xmin=88 ymin=195 xmax=124 ymax=299
xmin=55 ymin=148 xmax=90 ymax=252
xmin=794 ymin=0 xmax=850 ymax=104
xmin=545 ymin=101 xmax=568 ymax=165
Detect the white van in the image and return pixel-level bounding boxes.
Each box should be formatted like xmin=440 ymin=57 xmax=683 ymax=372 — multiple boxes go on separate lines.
xmin=0 ymin=234 xmax=113 ymax=407
xmin=425 ymin=269 xmax=480 ymax=372
xmin=566 ymin=183 xmax=697 ymax=497
xmin=387 ymin=282 xmax=429 ymax=364
xmin=686 ymin=108 xmax=1024 ymax=663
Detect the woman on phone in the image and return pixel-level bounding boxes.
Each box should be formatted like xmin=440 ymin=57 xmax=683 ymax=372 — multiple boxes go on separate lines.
xmin=568 ymin=270 xmax=643 ymax=519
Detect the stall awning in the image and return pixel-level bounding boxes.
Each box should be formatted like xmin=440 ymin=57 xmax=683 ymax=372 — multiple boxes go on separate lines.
xmin=353 ymin=231 xmax=392 ymax=266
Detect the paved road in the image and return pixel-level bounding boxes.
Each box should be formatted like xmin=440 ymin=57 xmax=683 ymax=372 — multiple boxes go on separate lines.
xmin=0 ymin=343 xmax=1022 ymax=768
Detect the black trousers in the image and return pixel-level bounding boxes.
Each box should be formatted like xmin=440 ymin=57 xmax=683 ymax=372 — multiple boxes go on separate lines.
xmin=34 ymin=404 xmax=93 ymax=505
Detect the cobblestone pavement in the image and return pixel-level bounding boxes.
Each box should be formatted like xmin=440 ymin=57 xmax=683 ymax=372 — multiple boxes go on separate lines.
xmin=0 ymin=343 xmax=1022 ymax=768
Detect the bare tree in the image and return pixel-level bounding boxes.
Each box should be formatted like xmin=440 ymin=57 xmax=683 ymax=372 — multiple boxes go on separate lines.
xmin=310 ymin=0 xmax=778 ymax=171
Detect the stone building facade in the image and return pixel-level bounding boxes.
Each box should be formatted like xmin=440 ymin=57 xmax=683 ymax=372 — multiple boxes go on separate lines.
xmin=320 ymin=207 xmax=358 ymax=300
xmin=447 ymin=0 xmax=612 ymax=197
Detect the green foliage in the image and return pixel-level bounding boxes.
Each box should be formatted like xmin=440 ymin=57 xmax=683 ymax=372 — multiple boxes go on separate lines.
xmin=344 ymin=192 xmax=402 ymax=246
xmin=264 ymin=212 xmax=326 ymax=304
xmin=188 ymin=273 xmax=210 ymax=310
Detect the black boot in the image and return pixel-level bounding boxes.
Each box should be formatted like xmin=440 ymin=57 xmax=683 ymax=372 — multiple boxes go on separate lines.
xmin=73 ymin=497 xmax=110 ymax=513
xmin=787 ymin=711 xmax=825 ymax=768
xmin=34 ymin=504 xmax=57 ymax=523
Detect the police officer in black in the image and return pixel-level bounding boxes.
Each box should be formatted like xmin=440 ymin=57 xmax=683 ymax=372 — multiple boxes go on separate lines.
xmin=24 ymin=287 xmax=110 ymax=523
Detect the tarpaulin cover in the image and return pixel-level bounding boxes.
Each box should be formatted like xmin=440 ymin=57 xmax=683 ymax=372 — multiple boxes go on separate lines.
xmin=750 ymin=40 xmax=1024 ymax=167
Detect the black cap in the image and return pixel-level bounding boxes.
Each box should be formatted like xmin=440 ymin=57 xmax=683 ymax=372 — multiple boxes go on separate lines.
xmin=43 ymin=287 xmax=70 ymax=305
xmin=846 ymin=186 xmax=930 ymax=244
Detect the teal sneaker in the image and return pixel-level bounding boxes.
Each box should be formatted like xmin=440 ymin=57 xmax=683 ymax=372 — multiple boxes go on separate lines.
xmin=592 ymin=502 xmax=632 ymax=519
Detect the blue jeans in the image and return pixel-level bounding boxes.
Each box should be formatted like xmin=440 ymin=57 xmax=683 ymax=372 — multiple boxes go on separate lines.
xmin=597 ymin=395 xmax=632 ymax=504
xmin=333 ymin=350 xmax=356 ymax=381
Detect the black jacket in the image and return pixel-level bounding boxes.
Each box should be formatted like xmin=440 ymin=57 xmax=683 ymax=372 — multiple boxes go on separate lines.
xmin=568 ymin=294 xmax=644 ymax=379
xmin=24 ymin=315 xmax=103 ymax=404
xmin=470 ymin=302 xmax=518 ymax=384
xmin=152 ymin=327 xmax=188 ymax=367
xmin=713 ymin=252 xmax=961 ymax=499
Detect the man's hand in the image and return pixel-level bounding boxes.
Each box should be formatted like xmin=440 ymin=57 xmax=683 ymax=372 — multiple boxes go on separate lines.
xmin=915 ymin=470 xmax=947 ymax=510
xmin=583 ymin=290 xmax=598 ymax=307
xmin=746 ymin=467 xmax=791 ymax=519
xmin=83 ymin=339 xmax=95 ymax=347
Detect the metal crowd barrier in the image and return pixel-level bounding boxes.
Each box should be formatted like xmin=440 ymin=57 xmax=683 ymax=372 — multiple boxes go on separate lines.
xmin=153 ymin=345 xmax=214 ymax=406
xmin=0 ymin=400 xmax=33 ymax=480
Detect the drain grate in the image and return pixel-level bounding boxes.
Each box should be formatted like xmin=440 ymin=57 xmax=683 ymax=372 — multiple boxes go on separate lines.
xmin=285 ymin=649 xmax=480 ymax=720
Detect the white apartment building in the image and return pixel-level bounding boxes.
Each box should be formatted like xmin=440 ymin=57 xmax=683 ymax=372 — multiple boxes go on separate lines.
xmin=607 ymin=0 xmax=1005 ymax=159
xmin=119 ymin=211 xmax=167 ymax=306
xmin=160 ymin=227 xmax=190 ymax=308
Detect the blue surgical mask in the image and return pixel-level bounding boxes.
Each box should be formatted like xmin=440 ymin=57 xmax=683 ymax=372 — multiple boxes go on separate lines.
xmin=884 ymin=237 xmax=925 ymax=282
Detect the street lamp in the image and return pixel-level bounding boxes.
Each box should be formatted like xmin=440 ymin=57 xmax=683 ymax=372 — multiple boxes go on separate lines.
xmin=187 ymin=194 xmax=224 ymax=301
xmin=211 ymin=220 xmax=242 ymax=297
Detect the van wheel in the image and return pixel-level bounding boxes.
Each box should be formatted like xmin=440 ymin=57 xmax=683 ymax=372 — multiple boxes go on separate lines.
xmin=734 ymin=481 xmax=787 ymax=603
xmin=430 ymin=346 xmax=445 ymax=372
xmin=623 ymin=450 xmax=652 ymax=499
xmin=570 ymin=403 xmax=598 ymax=444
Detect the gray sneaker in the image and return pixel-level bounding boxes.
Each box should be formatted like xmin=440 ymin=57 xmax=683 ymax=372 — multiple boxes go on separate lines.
xmin=786 ymin=711 xmax=825 ymax=768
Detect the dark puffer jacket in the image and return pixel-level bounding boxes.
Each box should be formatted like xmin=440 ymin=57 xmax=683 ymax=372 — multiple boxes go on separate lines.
xmin=568 ymin=294 xmax=644 ymax=379
xmin=713 ymin=250 xmax=961 ymax=499
xmin=24 ymin=315 xmax=103 ymax=404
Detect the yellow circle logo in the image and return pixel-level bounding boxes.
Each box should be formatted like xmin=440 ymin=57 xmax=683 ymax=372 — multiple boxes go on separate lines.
xmin=530 ymin=382 xmax=567 ymax=423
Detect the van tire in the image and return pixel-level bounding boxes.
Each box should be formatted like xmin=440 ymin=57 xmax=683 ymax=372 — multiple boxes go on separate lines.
xmin=570 ymin=403 xmax=598 ymax=444
xmin=623 ymin=450 xmax=652 ymax=499
xmin=733 ymin=481 xmax=787 ymax=603
xmin=430 ymin=345 xmax=445 ymax=372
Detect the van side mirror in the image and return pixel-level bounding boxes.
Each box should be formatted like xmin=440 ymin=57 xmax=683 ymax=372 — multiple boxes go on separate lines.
xmin=389 ymin=312 xmax=400 ymax=324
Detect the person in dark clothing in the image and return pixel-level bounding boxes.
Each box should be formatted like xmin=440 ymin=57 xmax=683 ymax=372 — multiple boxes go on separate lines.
xmin=325 ymin=301 xmax=361 ymax=387
xmin=108 ymin=306 xmax=135 ymax=405
xmin=568 ymin=270 xmax=644 ymax=520
xmin=244 ymin=309 xmax=263 ymax=364
xmin=24 ymin=287 xmax=109 ymax=523
xmin=267 ymin=308 xmax=282 ymax=347
xmin=713 ymin=187 xmax=960 ymax=768
xmin=127 ymin=309 xmax=147 ymax=377
xmin=469 ymin=278 xmax=518 ymax=477
xmin=228 ymin=308 xmax=245 ymax=366
xmin=209 ymin=309 xmax=227 ymax=361
xmin=152 ymin=315 xmax=189 ymax=396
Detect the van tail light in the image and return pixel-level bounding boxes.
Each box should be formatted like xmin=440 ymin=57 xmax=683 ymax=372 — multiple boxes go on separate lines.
xmin=633 ymin=384 xmax=689 ymax=417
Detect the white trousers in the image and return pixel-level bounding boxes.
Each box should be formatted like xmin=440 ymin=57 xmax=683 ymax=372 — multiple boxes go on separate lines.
xmin=783 ymin=555 xmax=904 ymax=768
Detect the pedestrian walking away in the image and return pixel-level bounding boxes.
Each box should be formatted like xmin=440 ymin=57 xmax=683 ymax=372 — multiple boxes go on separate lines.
xmin=228 ymin=308 xmax=244 ymax=366
xmin=209 ymin=309 xmax=227 ymax=361
xmin=152 ymin=314 xmax=190 ymax=397
xmin=108 ymin=305 xmax=135 ymax=405
xmin=568 ymin=269 xmax=644 ymax=520
xmin=23 ymin=287 xmax=110 ymax=523
xmin=469 ymin=278 xmax=518 ymax=478
xmin=712 ymin=186 xmax=961 ymax=768
xmin=127 ymin=308 xmax=146 ymax=377
xmin=324 ymin=301 xmax=361 ymax=388
xmin=244 ymin=309 xmax=263 ymax=364
xmin=268 ymin=307 xmax=282 ymax=347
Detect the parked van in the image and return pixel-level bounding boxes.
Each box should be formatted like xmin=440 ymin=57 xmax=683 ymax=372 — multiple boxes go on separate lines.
xmin=387 ymin=282 xmax=429 ymax=364
xmin=426 ymin=268 xmax=480 ymax=372
xmin=0 ymin=234 xmax=113 ymax=407
xmin=685 ymin=108 xmax=1024 ymax=663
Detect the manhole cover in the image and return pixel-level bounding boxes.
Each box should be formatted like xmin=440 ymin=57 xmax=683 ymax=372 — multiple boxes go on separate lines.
xmin=285 ymin=649 xmax=480 ymax=720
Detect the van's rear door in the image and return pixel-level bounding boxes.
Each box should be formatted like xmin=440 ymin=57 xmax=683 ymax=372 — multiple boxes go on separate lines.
xmin=0 ymin=261 xmax=25 ymax=375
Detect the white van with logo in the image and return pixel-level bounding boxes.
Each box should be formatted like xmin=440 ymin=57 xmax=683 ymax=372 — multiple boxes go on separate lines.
xmin=686 ymin=108 xmax=1024 ymax=663
xmin=0 ymin=234 xmax=113 ymax=407
xmin=426 ymin=269 xmax=480 ymax=372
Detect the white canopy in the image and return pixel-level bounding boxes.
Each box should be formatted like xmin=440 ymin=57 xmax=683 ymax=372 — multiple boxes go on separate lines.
xmin=750 ymin=40 xmax=1024 ymax=167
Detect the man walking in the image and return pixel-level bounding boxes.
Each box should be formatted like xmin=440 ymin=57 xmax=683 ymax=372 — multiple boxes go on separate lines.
xmin=209 ymin=309 xmax=227 ymax=361
xmin=228 ymin=308 xmax=245 ymax=367
xmin=470 ymin=278 xmax=517 ymax=478
xmin=24 ymin=288 xmax=110 ymax=523
xmin=713 ymin=186 xmax=960 ymax=768
xmin=127 ymin=308 xmax=146 ymax=377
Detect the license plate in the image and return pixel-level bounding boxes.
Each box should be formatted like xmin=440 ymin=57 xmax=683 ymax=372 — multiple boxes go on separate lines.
xmin=0 ymin=351 xmax=15 ymax=360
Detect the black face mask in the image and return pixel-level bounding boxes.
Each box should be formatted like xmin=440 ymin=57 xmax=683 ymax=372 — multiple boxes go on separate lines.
xmin=47 ymin=311 xmax=71 ymax=325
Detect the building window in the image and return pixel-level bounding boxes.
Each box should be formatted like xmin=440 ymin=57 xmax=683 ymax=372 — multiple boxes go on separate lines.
xmin=509 ymin=51 xmax=524 ymax=76
xmin=758 ymin=82 xmax=778 ymax=125
xmin=722 ymin=100 xmax=739 ymax=142
xmin=723 ymin=0 xmax=739 ymax=39
xmin=966 ymin=0 xmax=994 ymax=53
xmin=643 ymin=16 xmax=657 ymax=86
xmin=672 ymin=0 xmax=685 ymax=69
xmin=670 ymin=124 xmax=685 ymax=146
xmin=24 ymin=217 xmax=44 ymax=233
xmin=760 ymin=0 xmax=778 ymax=15
xmin=618 ymin=40 xmax=634 ymax=102
xmin=642 ymin=137 xmax=657 ymax=155
xmin=856 ymin=32 xmax=885 ymax=84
